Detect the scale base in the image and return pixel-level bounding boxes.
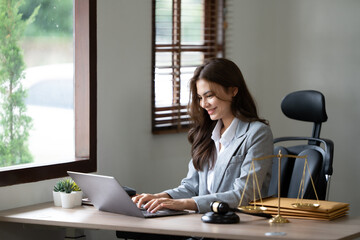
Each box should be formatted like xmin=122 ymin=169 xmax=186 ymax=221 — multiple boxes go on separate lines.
xmin=269 ymin=215 xmax=290 ymax=224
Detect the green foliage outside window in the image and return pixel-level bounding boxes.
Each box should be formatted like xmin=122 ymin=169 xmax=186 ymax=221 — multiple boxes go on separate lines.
xmin=19 ymin=0 xmax=72 ymax=37
xmin=0 ymin=0 xmax=39 ymax=167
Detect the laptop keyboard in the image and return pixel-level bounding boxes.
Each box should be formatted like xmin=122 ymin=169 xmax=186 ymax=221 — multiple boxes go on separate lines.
xmin=140 ymin=208 xmax=188 ymax=218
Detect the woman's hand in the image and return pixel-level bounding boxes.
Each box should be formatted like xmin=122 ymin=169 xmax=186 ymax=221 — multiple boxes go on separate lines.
xmin=132 ymin=193 xmax=198 ymax=213
xmin=132 ymin=192 xmax=170 ymax=209
xmin=144 ymin=198 xmax=197 ymax=213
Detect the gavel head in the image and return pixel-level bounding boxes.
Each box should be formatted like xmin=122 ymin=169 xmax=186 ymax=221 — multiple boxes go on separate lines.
xmin=210 ymin=201 xmax=230 ymax=214
xmin=202 ymin=201 xmax=240 ymax=224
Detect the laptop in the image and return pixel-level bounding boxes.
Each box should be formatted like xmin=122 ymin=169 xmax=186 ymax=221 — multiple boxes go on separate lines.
xmin=67 ymin=171 xmax=189 ymax=218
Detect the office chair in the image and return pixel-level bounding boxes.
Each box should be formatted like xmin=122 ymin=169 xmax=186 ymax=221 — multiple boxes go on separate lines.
xmin=267 ymin=90 xmax=334 ymax=201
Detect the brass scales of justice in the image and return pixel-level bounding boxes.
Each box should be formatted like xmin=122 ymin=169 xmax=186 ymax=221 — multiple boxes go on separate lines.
xmin=237 ymin=150 xmax=321 ymax=223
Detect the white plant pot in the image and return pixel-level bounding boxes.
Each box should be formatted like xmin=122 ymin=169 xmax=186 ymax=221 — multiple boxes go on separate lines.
xmin=53 ymin=191 xmax=62 ymax=207
xmin=60 ymin=192 xmax=77 ymax=209
xmin=73 ymin=191 xmax=83 ymax=206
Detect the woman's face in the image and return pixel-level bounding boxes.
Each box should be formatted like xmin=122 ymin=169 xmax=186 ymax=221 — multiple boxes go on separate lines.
xmin=196 ymin=78 xmax=236 ymax=124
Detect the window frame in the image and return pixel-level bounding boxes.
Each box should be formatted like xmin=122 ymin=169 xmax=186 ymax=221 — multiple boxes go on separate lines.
xmin=0 ymin=0 xmax=97 ymax=186
xmin=151 ymin=0 xmax=225 ymax=134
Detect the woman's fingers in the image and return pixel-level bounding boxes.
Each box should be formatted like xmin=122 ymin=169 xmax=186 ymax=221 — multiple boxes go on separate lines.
xmin=131 ymin=195 xmax=140 ymax=203
xmin=146 ymin=199 xmax=161 ymax=212
xmin=150 ymin=202 xmax=165 ymax=213
xmin=145 ymin=198 xmax=183 ymax=213
xmin=132 ymin=193 xmax=154 ymax=208
xmin=132 ymin=194 xmax=190 ymax=213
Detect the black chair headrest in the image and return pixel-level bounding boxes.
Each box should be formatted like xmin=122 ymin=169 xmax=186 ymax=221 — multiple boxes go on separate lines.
xmin=281 ymin=90 xmax=328 ymax=123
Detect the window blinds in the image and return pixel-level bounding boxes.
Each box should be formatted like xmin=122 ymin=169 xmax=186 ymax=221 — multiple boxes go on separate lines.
xmin=152 ymin=0 xmax=225 ymax=134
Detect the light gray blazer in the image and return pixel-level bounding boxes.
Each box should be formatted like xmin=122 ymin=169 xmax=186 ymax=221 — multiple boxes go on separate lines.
xmin=164 ymin=119 xmax=273 ymax=213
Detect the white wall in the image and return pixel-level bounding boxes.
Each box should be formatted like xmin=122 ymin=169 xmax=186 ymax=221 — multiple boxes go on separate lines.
xmin=96 ymin=0 xmax=190 ymax=194
xmin=225 ymin=0 xmax=360 ymax=216
xmin=0 ymin=0 xmax=359 ymax=239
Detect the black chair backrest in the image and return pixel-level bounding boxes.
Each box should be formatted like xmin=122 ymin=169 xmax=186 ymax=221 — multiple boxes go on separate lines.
xmin=281 ymin=90 xmax=328 ymax=144
xmin=268 ymin=90 xmax=334 ymax=200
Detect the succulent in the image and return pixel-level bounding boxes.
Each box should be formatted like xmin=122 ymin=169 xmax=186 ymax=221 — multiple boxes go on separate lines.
xmin=72 ymin=181 xmax=81 ymax=191
xmin=54 ymin=180 xmax=65 ymax=192
xmin=63 ymin=178 xmax=75 ymax=194
xmin=54 ymin=178 xmax=80 ymax=193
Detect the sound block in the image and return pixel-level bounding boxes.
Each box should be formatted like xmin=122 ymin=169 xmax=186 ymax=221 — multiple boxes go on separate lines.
xmin=201 ymin=212 xmax=240 ymax=224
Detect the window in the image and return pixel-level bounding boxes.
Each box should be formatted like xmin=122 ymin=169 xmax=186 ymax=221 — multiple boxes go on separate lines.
xmin=152 ymin=0 xmax=225 ymax=134
xmin=0 ymin=0 xmax=97 ymax=186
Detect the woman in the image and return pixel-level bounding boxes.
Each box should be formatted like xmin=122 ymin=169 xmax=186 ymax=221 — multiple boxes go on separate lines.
xmin=133 ymin=58 xmax=273 ymax=213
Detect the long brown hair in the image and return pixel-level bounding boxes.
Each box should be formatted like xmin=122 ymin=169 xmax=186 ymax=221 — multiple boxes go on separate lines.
xmin=188 ymin=58 xmax=268 ymax=171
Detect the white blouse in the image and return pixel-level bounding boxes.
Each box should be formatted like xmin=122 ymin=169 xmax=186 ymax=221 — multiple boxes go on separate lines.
xmin=207 ymin=117 xmax=240 ymax=193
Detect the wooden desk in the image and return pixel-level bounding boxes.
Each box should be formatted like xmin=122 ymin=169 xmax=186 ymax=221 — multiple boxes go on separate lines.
xmin=0 ymin=202 xmax=359 ymax=240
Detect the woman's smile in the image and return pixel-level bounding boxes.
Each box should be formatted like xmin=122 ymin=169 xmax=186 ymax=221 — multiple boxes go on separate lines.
xmin=207 ymin=107 xmax=216 ymax=115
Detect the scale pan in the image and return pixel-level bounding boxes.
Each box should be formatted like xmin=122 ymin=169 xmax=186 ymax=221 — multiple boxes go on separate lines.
xmin=291 ymin=203 xmax=320 ymax=209
xmin=238 ymin=206 xmax=267 ymax=213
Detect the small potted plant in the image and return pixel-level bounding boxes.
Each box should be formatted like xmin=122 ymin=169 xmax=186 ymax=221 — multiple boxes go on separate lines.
xmin=53 ymin=180 xmax=65 ymax=207
xmin=72 ymin=181 xmax=83 ymax=207
xmin=53 ymin=178 xmax=83 ymax=208
xmin=60 ymin=178 xmax=76 ymax=208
